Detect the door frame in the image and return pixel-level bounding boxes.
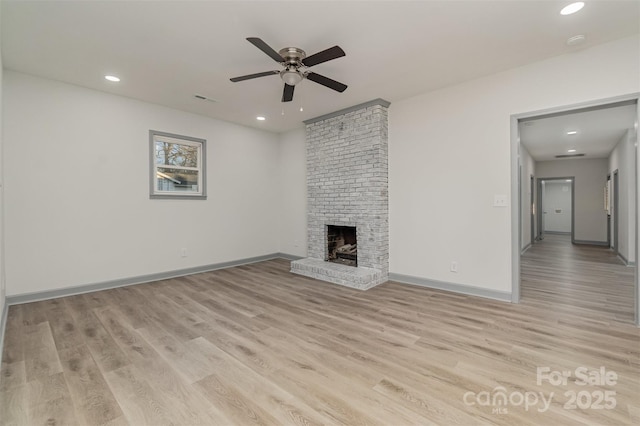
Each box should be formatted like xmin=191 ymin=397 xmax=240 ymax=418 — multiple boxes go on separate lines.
xmin=607 ymin=173 xmax=611 ymax=247
xmin=536 ymin=177 xmax=575 ymax=243
xmin=612 ymin=169 xmax=619 ymax=254
xmin=530 ymin=175 xmax=535 ymax=244
xmin=509 ymin=93 xmax=639 ymax=327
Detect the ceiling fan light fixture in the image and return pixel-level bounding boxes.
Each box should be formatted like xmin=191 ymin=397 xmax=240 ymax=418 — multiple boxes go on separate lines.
xmin=281 ymin=69 xmax=303 ymax=86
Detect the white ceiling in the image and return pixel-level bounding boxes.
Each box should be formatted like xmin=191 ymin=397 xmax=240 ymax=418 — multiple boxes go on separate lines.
xmin=520 ymin=103 xmax=638 ymax=161
xmin=2 ymin=0 xmax=639 ymax=133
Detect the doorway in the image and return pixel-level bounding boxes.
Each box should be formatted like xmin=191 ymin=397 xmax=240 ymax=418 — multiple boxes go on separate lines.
xmin=536 ymin=177 xmax=575 ymax=243
xmin=510 ymin=94 xmax=639 ymax=325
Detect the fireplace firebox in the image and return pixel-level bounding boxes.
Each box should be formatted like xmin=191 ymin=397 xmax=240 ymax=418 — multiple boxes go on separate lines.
xmin=326 ymin=225 xmax=357 ymax=267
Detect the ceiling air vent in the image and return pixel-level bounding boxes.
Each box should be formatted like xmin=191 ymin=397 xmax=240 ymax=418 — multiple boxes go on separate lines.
xmin=194 ymin=94 xmax=218 ymax=103
xmin=555 ymin=153 xmax=585 ymax=158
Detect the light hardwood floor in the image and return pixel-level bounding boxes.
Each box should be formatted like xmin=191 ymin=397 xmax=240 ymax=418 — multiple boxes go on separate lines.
xmin=1 ymin=238 xmax=638 ymax=425
xmin=521 ymin=233 xmax=636 ymax=325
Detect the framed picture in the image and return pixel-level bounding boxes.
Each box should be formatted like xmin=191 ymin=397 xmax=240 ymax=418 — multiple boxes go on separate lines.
xmin=149 ymin=130 xmax=206 ymax=199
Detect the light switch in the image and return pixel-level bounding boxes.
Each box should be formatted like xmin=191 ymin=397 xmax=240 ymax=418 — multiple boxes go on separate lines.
xmin=493 ymin=195 xmax=508 ymax=207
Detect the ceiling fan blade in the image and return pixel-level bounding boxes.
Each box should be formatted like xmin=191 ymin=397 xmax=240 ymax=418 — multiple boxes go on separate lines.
xmin=302 ymin=45 xmax=345 ymax=67
xmin=230 ymin=70 xmax=279 ymax=82
xmin=282 ymin=84 xmax=295 ymax=102
xmin=247 ymin=37 xmax=284 ymax=63
xmin=306 ymin=72 xmax=347 ymax=93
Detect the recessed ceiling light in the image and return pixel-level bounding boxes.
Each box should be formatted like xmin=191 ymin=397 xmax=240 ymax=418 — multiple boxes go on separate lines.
xmin=566 ymin=35 xmax=586 ymax=46
xmin=104 ymin=75 xmax=120 ymax=82
xmin=566 ymin=179 xmax=572 ymax=182
xmin=560 ymin=2 xmax=585 ymax=15
xmin=568 ymin=149 xmax=577 ymax=153
xmin=256 ymin=116 xmax=266 ymax=121
xmin=567 ymin=131 xmax=578 ymax=135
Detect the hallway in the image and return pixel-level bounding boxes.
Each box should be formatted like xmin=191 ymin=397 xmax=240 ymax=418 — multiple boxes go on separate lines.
xmin=521 ymin=234 xmax=636 ymax=325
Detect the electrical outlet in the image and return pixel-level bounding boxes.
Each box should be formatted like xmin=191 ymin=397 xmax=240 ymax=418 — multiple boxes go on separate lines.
xmin=180 ymin=248 xmax=188 ymax=257
xmin=493 ymin=195 xmax=508 ymax=207
xmin=450 ymin=261 xmax=458 ymax=273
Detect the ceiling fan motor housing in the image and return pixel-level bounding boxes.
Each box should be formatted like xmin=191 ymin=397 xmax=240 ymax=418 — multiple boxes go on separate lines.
xmin=279 ymin=47 xmax=306 ymax=65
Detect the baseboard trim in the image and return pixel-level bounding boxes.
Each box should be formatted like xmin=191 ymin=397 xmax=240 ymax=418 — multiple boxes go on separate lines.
xmin=388 ymin=273 xmax=512 ymax=302
xmin=6 ymin=253 xmax=297 ymax=306
xmin=276 ymin=252 xmax=305 ymax=261
xmin=617 ymin=252 xmax=636 ymax=267
xmin=521 ymin=243 xmax=532 ymax=254
xmin=573 ymin=240 xmax=609 ymax=246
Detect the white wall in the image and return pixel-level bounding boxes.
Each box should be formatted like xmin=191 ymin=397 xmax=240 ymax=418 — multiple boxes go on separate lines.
xmin=536 ymin=159 xmax=608 ymax=243
xmin=542 ymin=181 xmax=572 ymax=233
xmin=388 ymin=36 xmax=639 ymax=292
xmin=609 ymin=128 xmax=637 ymax=263
xmin=520 ymin=145 xmax=535 ymax=249
xmin=3 ymin=71 xmax=281 ymax=297
xmin=277 ymin=128 xmax=307 ymax=257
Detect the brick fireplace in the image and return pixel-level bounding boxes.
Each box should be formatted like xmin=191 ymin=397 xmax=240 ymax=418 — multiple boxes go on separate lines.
xmin=291 ymin=99 xmax=389 ymax=290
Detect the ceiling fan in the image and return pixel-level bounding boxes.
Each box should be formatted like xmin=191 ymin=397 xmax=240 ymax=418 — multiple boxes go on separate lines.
xmin=230 ymin=37 xmax=347 ymax=102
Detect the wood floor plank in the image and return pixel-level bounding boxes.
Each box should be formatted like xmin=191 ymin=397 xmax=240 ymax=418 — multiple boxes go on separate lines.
xmin=135 ymin=326 xmax=218 ymax=384
xmin=64 ymin=295 xmax=131 ymax=374
xmin=194 ymin=373 xmax=281 ymax=426
xmin=95 ymin=307 xmax=223 ymax=425
xmin=103 ymin=365 xmax=179 ymax=426
xmin=130 ymin=287 xmax=204 ymax=342
xmin=1 ymin=306 xmax=24 ymax=365
xmin=255 ymin=328 xmax=446 ymax=426
xmin=57 ymin=344 xmax=123 ymax=425
xmin=0 ymin=383 xmax=29 ymax=425
xmin=99 ymin=287 xmax=154 ymax=330
xmin=23 ymin=322 xmax=63 ymax=382
xmin=44 ymin=301 xmax=86 ymax=352
xmin=0 ymin=361 xmax=26 ymax=393
xmin=26 ymin=372 xmax=79 ymax=426
xmin=20 ymin=301 xmax=49 ymax=327
xmin=188 ymin=336 xmax=335 ymax=426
